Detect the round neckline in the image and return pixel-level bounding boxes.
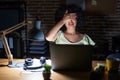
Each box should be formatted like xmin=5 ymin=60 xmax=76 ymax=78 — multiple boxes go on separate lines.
xmin=62 ymin=32 xmax=84 ymax=43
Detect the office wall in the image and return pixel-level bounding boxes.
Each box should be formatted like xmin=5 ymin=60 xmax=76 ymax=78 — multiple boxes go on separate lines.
xmin=0 ymin=0 xmax=120 ymax=54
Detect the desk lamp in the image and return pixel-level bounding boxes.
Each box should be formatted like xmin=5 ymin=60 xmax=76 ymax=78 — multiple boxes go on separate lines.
xmin=28 ymin=17 xmax=45 ymax=41
xmin=0 ymin=21 xmax=30 ymax=67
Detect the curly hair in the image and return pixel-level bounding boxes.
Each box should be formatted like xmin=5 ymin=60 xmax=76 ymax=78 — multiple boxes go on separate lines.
xmin=55 ymin=4 xmax=83 ymax=32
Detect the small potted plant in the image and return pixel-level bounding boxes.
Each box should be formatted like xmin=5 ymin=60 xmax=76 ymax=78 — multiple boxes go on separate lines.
xmin=43 ymin=63 xmax=52 ymax=80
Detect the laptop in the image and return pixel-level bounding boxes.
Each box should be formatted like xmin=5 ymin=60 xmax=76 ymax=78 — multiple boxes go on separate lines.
xmin=50 ymin=43 xmax=95 ymax=71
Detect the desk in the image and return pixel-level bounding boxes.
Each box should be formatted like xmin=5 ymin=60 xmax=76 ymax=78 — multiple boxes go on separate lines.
xmin=0 ymin=59 xmax=106 ymax=80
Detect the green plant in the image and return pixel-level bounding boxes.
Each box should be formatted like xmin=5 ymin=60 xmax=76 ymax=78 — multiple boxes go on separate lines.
xmin=44 ymin=63 xmax=52 ymax=73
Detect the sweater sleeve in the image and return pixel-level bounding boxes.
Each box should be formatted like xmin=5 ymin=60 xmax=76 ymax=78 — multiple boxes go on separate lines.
xmin=85 ymin=34 xmax=95 ymax=46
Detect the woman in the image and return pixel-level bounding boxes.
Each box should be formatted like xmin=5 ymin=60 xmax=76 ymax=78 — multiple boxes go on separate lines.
xmin=45 ymin=4 xmax=95 ymax=45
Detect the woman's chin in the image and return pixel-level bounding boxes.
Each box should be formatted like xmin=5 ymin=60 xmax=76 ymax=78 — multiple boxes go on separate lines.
xmin=69 ymin=25 xmax=75 ymax=28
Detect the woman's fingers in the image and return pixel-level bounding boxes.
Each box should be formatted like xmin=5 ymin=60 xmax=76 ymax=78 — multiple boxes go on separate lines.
xmin=65 ymin=13 xmax=77 ymax=20
xmin=63 ymin=12 xmax=77 ymax=23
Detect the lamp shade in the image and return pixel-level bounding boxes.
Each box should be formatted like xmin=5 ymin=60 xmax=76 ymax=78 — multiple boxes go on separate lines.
xmin=28 ymin=29 xmax=45 ymax=41
xmin=28 ymin=18 xmax=45 ymax=41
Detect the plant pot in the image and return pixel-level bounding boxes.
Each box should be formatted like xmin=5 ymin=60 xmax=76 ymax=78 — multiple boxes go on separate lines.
xmin=42 ymin=71 xmax=51 ymax=80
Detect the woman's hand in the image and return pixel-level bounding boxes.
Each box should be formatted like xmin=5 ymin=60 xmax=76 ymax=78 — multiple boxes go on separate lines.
xmin=62 ymin=11 xmax=77 ymax=24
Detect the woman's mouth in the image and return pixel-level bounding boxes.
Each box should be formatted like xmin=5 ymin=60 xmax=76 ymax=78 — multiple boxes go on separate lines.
xmin=68 ymin=21 xmax=74 ymax=27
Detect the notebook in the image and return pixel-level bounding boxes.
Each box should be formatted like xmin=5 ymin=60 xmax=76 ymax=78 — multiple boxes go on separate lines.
xmin=50 ymin=43 xmax=95 ymax=71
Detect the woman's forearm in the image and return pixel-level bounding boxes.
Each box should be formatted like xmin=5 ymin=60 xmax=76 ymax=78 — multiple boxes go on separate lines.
xmin=45 ymin=20 xmax=64 ymax=41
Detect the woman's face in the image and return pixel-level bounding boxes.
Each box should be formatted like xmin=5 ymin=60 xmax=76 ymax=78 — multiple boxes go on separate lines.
xmin=64 ymin=13 xmax=77 ymax=30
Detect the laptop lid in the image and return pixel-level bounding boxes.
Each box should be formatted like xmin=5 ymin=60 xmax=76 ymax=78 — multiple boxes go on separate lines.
xmin=50 ymin=43 xmax=95 ymax=71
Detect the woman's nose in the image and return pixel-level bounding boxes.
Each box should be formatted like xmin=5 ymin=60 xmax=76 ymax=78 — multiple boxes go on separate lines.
xmin=70 ymin=20 xmax=73 ymax=22
xmin=69 ymin=20 xmax=74 ymax=24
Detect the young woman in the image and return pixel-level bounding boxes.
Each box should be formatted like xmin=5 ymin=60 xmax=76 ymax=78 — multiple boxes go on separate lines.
xmin=45 ymin=4 xmax=95 ymax=45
